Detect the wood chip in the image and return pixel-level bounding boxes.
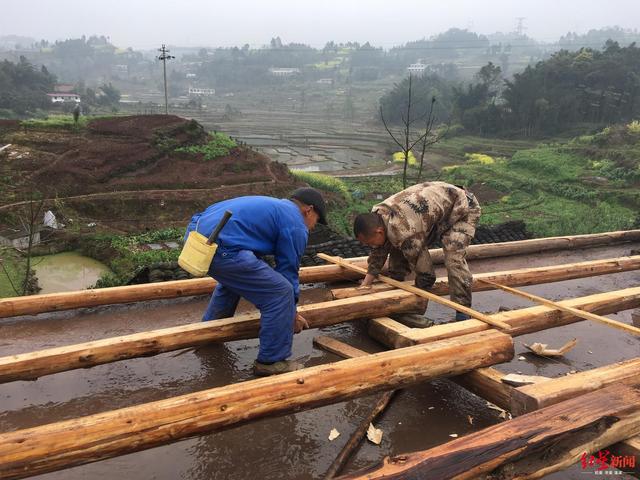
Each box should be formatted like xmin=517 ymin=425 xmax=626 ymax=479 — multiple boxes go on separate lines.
xmin=449 ymin=433 xmax=458 ymax=438
xmin=524 ymin=338 xmax=578 ymax=357
xmin=502 ymin=373 xmax=551 ymax=387
xmin=467 ymin=415 xmax=474 ymax=425
xmin=328 ymin=428 xmax=340 ymax=441
xmin=367 ymin=423 xmax=383 ymax=445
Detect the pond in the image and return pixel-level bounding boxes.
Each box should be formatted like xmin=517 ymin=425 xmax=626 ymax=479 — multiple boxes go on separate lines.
xmin=32 ymin=252 xmax=112 ymax=294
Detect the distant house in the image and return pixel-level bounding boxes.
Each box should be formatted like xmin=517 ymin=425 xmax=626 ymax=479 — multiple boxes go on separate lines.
xmin=407 ymin=63 xmax=427 ymax=75
xmin=186 ymin=73 xmax=197 ymax=79
xmin=0 ymin=226 xmax=41 ymax=249
xmin=53 ymin=84 xmax=75 ymax=93
xmin=188 ymin=87 xmax=215 ymax=96
xmin=47 ymin=93 xmax=81 ymax=104
xmin=111 ymin=64 xmax=128 ymax=76
xmin=269 ymin=68 xmax=300 ymax=77
xmin=316 ymin=78 xmax=333 ymax=85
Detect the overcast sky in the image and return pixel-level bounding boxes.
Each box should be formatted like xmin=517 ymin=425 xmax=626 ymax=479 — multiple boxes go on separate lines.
xmin=4 ymin=0 xmax=640 ymax=49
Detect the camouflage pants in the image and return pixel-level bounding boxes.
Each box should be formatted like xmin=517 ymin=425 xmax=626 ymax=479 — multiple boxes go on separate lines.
xmin=388 ymin=194 xmax=481 ymax=307
xmin=441 ymin=194 xmax=481 ymax=307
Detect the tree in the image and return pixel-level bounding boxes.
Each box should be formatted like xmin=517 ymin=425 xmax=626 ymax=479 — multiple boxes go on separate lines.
xmin=0 ymin=196 xmax=45 ymax=296
xmin=0 ymin=57 xmax=56 ymax=115
xmin=98 ymin=83 xmax=121 ymax=107
xmin=380 ymin=74 xmax=446 ymax=188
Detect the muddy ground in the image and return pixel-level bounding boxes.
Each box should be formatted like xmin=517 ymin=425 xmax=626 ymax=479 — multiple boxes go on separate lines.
xmin=1 ymin=243 xmax=639 ymax=479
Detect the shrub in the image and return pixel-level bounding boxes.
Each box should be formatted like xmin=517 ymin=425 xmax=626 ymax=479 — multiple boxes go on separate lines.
xmin=21 ymin=115 xmax=88 ymax=130
xmin=626 ymin=120 xmax=640 ymax=135
xmin=176 ymin=132 xmax=237 ymax=160
xmin=290 ymin=170 xmax=351 ymax=200
xmin=392 ymin=151 xmax=417 ymax=166
xmin=465 ymin=153 xmax=495 ymax=165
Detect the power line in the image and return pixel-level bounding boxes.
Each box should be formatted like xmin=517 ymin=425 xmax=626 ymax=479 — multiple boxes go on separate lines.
xmin=157 ymin=44 xmax=175 ymax=115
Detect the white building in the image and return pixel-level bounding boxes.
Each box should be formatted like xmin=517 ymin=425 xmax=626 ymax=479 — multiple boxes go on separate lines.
xmin=269 ymin=68 xmax=300 ymax=77
xmin=0 ymin=227 xmax=41 ymax=249
xmin=188 ymin=87 xmax=215 ymax=96
xmin=47 ymin=93 xmax=81 ymax=104
xmin=407 ymin=63 xmax=427 ymax=75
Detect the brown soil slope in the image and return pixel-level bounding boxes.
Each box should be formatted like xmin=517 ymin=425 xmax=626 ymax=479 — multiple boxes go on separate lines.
xmin=0 ymin=115 xmax=301 ymax=231
xmin=1 ymin=115 xmax=293 ymax=200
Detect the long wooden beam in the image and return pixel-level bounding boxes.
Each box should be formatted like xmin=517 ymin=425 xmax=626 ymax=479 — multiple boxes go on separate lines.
xmin=315 ymin=337 xmax=640 ymax=473
xmin=0 ymin=264 xmax=362 ymax=319
xmin=317 ymin=253 xmax=511 ymax=331
xmin=314 ymin=335 xmax=513 ymax=432
xmin=481 ymin=279 xmax=640 ymax=336
xmin=332 ymin=255 xmax=640 ymax=300
xmin=0 ymin=330 xmax=514 ymax=480
xmin=0 ymin=289 xmax=426 ymax=384
xmin=511 ymin=358 xmax=640 ymax=415
xmin=1 ymin=230 xmax=638 ymax=318
xmin=339 ymin=380 xmax=640 ymax=480
xmin=401 ymin=286 xmax=640 ymax=347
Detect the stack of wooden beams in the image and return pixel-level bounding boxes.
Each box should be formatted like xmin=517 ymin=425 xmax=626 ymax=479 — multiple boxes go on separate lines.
xmin=0 ymin=230 xmax=638 ymax=480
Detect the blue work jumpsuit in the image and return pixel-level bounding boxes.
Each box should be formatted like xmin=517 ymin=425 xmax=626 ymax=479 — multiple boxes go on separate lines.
xmin=185 ymin=196 xmax=308 ymax=363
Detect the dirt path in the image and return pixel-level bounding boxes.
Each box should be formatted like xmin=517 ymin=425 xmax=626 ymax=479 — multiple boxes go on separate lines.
xmin=0 ymin=178 xmax=279 ymax=212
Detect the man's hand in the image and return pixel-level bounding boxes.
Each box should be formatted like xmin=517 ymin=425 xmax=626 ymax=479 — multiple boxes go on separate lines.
xmin=357 ymin=273 xmax=377 ymax=290
xmin=294 ymin=312 xmax=309 ymax=333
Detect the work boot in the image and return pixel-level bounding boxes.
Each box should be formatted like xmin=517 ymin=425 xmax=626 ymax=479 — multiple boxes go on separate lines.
xmin=434 ymin=312 xmax=471 ymax=326
xmin=253 ymin=359 xmax=303 ymax=377
xmin=391 ymin=313 xmax=434 ymax=328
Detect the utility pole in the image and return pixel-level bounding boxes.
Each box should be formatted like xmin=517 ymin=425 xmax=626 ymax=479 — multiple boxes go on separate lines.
xmin=515 ymin=17 xmax=526 ymax=36
xmin=157 ymin=44 xmax=175 ymax=115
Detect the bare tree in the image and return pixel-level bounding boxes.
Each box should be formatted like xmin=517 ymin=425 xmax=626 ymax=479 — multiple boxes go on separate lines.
xmin=416 ymin=97 xmax=448 ymax=182
xmin=380 ymin=75 xmax=448 ymax=187
xmin=0 ymin=195 xmax=45 ymax=296
xmin=19 ymin=196 xmax=45 ymax=295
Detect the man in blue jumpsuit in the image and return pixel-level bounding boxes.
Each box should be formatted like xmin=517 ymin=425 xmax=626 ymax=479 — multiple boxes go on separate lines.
xmin=184 ymin=188 xmax=327 ymax=376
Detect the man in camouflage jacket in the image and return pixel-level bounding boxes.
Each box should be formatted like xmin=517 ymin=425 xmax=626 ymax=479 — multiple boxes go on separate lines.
xmin=353 ymin=182 xmax=481 ymax=320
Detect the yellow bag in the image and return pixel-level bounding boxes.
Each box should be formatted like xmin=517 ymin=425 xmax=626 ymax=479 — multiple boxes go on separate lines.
xmin=178 ymin=230 xmax=218 ymax=277
xmin=178 ymin=210 xmax=232 ymax=277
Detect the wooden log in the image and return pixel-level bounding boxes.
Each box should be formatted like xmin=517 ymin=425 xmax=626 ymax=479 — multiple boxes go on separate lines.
xmin=313 ymin=337 xmax=514 ymax=419
xmin=0 ymin=289 xmax=426 ymax=384
xmin=313 ymin=335 xmax=369 ymax=359
xmin=2 ymin=231 xmax=638 ymax=318
xmin=0 ymin=264 xmax=361 ymax=319
xmin=312 ymin=337 xmax=395 ymax=479
xmin=338 ymin=380 xmax=640 ymax=480
xmin=325 ymin=390 xmax=396 ymax=479
xmin=317 ymin=253 xmax=511 ymax=331
xmin=367 ymin=317 xmax=412 ymax=349
xmin=333 ymin=229 xmax=640 ymax=270
xmin=453 ymin=368 xmax=513 ymax=412
xmin=0 ymin=330 xmax=514 ymax=480
xmin=511 ymin=358 xmax=640 ymax=415
xmin=479 ymin=279 xmax=640 ymax=336
xmin=615 ymin=435 xmax=640 ymax=464
xmin=332 ymin=255 xmax=640 ymax=300
xmin=405 ymin=286 xmax=640 ymax=346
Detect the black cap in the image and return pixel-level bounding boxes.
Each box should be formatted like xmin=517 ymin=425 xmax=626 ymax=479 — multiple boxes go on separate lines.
xmin=290 ymin=187 xmax=328 ymax=225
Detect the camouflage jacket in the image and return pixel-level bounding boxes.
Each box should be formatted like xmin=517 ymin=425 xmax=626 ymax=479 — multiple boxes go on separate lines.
xmin=367 ymin=182 xmax=479 ymax=276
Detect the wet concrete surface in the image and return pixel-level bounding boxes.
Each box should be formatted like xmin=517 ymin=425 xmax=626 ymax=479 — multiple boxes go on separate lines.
xmin=0 ymin=243 xmax=639 ymax=479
